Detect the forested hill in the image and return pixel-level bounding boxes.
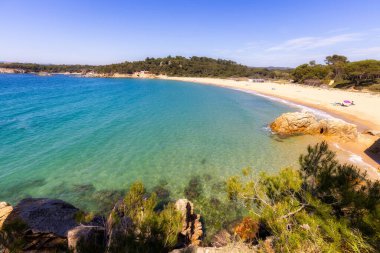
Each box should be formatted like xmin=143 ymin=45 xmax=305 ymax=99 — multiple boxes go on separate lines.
xmin=0 ymin=56 xmax=291 ymax=79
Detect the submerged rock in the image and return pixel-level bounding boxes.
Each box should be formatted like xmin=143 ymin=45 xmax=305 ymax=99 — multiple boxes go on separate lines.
xmin=270 ymin=112 xmax=357 ymax=141
xmin=175 ymin=199 xmax=203 ymax=247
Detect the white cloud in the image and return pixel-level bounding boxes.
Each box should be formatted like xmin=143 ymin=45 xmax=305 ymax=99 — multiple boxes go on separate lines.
xmin=267 ymin=33 xmax=362 ymax=52
xmin=211 ymin=30 xmax=380 ymax=67
xmin=350 ymin=47 xmax=380 ymax=57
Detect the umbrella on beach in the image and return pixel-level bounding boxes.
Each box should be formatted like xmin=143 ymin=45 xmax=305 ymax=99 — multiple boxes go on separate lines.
xmin=344 ymin=100 xmax=351 ymax=104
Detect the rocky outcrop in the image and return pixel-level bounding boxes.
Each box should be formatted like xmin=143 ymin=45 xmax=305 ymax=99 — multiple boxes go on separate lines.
xmin=170 ymin=243 xmax=254 ymax=253
xmin=68 ymin=225 xmax=106 ymax=253
xmin=10 ymin=198 xmax=79 ymax=237
xmin=270 ymin=112 xmax=320 ymax=135
xmin=0 ymin=68 xmax=25 ymax=74
xmin=1 ymin=197 xmax=206 ymax=252
xmin=1 ymin=198 xmax=80 ymax=252
xmin=105 ymin=200 xmax=134 ymax=252
xmin=270 ymin=112 xmax=358 ymax=141
xmin=319 ymin=119 xmax=358 ymax=141
xmin=0 ymin=202 xmax=13 ymax=230
xmin=211 ymin=229 xmax=232 ymax=247
xmin=175 ymin=199 xmax=203 ymax=247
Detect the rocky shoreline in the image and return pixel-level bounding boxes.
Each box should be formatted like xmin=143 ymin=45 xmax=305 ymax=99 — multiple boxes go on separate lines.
xmin=270 ymin=111 xmax=380 ymax=179
xmin=0 ymin=198 xmax=204 ymax=253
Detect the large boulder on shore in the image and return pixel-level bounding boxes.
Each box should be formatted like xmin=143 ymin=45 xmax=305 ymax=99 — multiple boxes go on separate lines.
xmin=270 ymin=112 xmax=320 ymax=135
xmin=0 ymin=198 xmax=81 ymax=252
xmin=270 ymin=112 xmax=358 ymax=141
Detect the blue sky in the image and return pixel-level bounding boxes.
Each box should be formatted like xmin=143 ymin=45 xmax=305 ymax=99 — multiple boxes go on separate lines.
xmin=1 ymin=0 xmax=379 ymax=67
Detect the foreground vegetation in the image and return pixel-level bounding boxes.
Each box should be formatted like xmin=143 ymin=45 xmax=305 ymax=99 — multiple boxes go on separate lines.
xmin=123 ymin=141 xmax=380 ymax=252
xmin=227 ymin=141 xmax=380 ymax=252
xmin=1 ymin=142 xmax=379 ymax=252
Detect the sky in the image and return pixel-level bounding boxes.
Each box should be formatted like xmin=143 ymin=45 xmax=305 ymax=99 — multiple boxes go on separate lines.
xmin=1 ymin=0 xmax=380 ymax=67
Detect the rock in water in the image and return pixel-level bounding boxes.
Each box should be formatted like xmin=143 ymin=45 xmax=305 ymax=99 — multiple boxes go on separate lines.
xmin=270 ymin=112 xmax=358 ymax=141
xmin=175 ymin=199 xmax=203 ymax=247
xmin=68 ymin=225 xmax=106 ymax=253
xmin=1 ymin=198 xmax=80 ymax=252
xmin=270 ymin=112 xmax=320 ymax=135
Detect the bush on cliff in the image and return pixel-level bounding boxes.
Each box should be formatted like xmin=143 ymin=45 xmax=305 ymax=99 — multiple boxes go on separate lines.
xmin=107 ymin=182 xmax=182 ymax=253
xmin=226 ymin=142 xmax=379 ymax=252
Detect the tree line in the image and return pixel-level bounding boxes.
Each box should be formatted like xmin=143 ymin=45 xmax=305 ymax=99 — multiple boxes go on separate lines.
xmin=0 ymin=56 xmax=291 ymax=79
xmin=2 ymin=55 xmax=379 ymax=90
xmin=292 ymin=55 xmax=380 ymax=90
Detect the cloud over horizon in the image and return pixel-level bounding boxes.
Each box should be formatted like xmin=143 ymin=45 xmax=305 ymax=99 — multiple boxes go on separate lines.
xmin=266 ymin=33 xmax=362 ymax=52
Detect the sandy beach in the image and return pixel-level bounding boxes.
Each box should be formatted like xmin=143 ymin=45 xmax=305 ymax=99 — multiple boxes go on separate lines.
xmin=162 ymin=77 xmax=380 ymax=130
xmin=160 ymin=76 xmax=380 ymax=179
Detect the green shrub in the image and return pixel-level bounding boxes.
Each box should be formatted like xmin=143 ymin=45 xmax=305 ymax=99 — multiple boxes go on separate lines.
xmin=226 ymin=161 xmax=374 ymax=252
xmin=109 ymin=182 xmax=182 ymax=253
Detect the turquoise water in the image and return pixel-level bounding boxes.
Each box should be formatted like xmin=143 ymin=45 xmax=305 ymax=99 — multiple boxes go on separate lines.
xmin=0 ymin=74 xmax=318 ymax=212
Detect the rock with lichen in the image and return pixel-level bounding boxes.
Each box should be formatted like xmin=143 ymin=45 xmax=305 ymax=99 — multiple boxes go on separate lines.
xmin=0 ymin=198 xmax=80 ymax=252
xmin=270 ymin=112 xmax=358 ymax=141
xmin=68 ymin=225 xmax=106 ymax=253
xmin=175 ymin=199 xmax=203 ymax=247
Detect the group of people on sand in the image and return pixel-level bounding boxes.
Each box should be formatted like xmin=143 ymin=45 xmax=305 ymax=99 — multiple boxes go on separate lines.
xmin=333 ymin=100 xmax=355 ymax=107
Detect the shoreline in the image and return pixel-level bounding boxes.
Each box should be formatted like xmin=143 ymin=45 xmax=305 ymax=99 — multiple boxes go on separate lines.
xmin=159 ymin=76 xmax=380 ymax=179
xmin=2 ymin=73 xmax=379 ymax=179
xmin=161 ymin=76 xmax=380 ymax=130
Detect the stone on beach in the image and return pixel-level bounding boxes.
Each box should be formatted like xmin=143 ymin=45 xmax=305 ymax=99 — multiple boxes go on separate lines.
xmin=270 ymin=112 xmax=358 ymax=141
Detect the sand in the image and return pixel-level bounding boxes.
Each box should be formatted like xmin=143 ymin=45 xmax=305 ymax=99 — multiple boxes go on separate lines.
xmin=162 ymin=77 xmax=380 ymax=130
xmin=160 ymin=76 xmax=380 ymax=180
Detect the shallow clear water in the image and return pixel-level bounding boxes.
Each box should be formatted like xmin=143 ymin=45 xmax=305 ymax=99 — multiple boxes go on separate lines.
xmin=0 ymin=74 xmax=319 ymax=212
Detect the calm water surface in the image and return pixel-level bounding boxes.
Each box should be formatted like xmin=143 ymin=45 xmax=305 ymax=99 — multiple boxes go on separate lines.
xmin=0 ymin=74 xmax=318 ymax=211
